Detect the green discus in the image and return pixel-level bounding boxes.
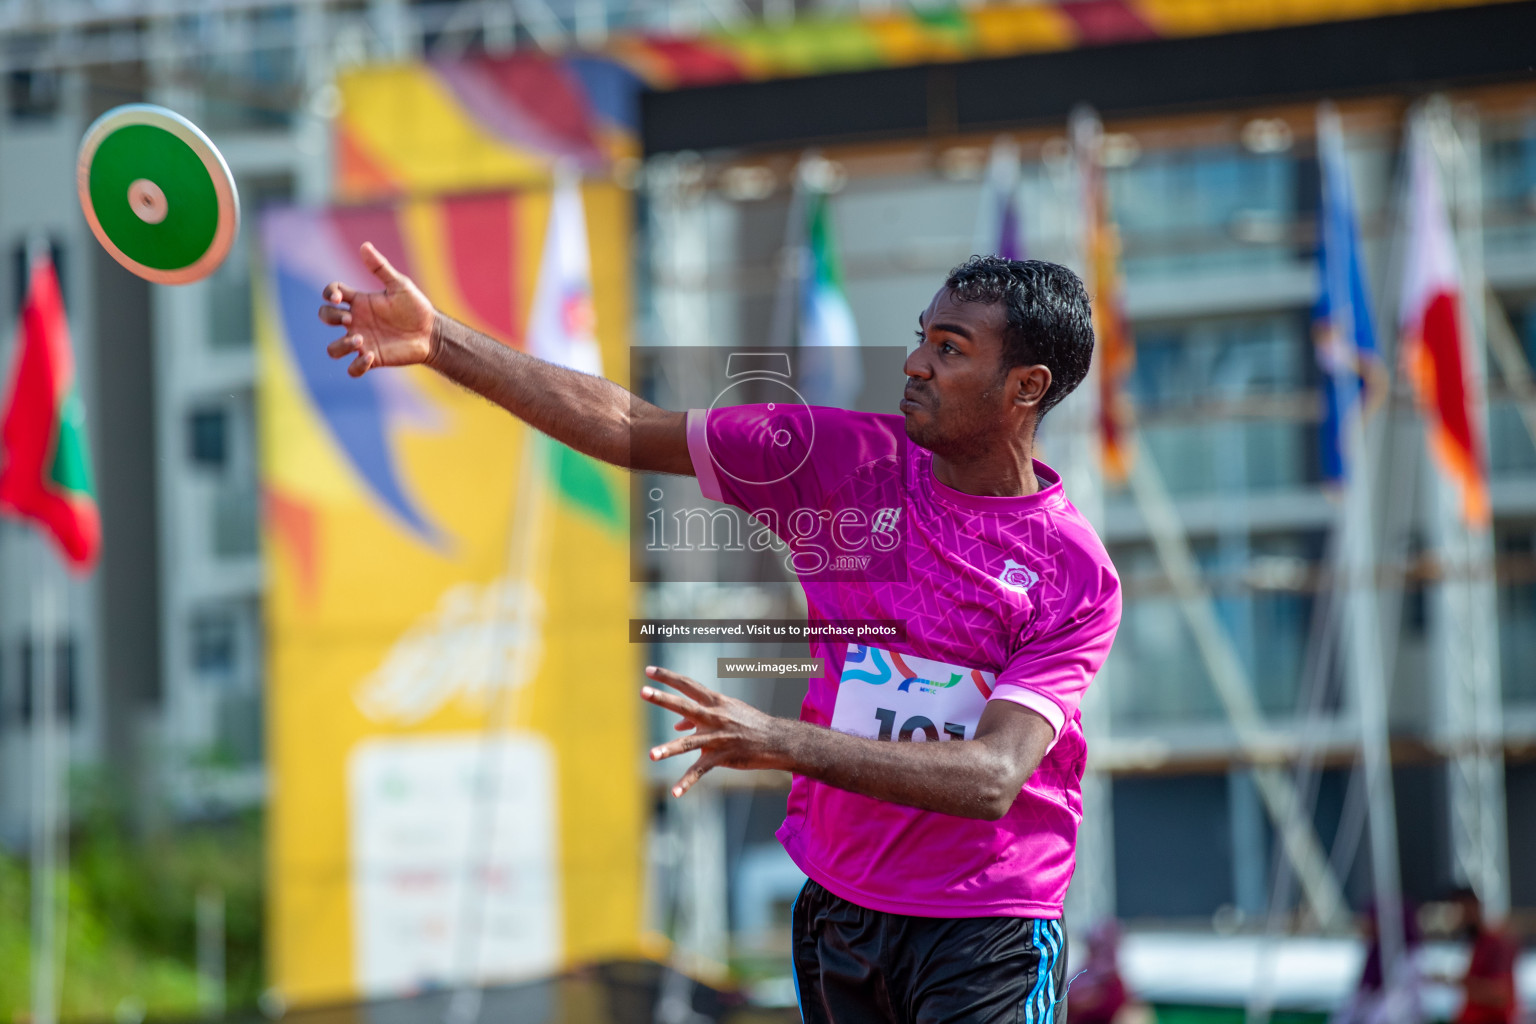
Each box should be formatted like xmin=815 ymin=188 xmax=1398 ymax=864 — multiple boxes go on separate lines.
xmin=76 ymin=104 xmax=239 ymax=285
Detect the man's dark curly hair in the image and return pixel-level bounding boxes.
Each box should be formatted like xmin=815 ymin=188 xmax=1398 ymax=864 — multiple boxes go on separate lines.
xmin=943 ymin=256 xmax=1095 ymax=421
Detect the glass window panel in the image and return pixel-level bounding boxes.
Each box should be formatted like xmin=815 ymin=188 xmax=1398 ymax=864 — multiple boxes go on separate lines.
xmin=213 ymin=483 xmax=259 ymax=559
xmin=1483 ymin=117 xmax=1536 ymax=257
xmin=191 ymin=609 xmax=237 ymax=679
xmin=207 ymin=175 xmax=292 ymax=349
xmin=17 ymin=637 xmax=77 ymax=722
xmin=6 ymin=69 xmax=60 ymax=121
xmin=1108 ymin=146 xmax=1300 ymax=276
xmin=1490 ymin=399 xmax=1536 ymax=477
xmin=1119 ymin=313 xmax=1318 ymax=498
xmin=1108 ymin=534 xmax=1323 ymax=727
xmin=12 ymin=238 xmax=66 ymax=317
xmin=1131 ymin=313 xmax=1312 ymax=409
xmin=1110 ymin=593 xmax=1224 ymax=726
xmin=188 ymin=407 xmax=228 ymax=469
xmin=196 ymin=9 xmax=297 ymax=132
xmin=1498 ymin=524 xmax=1536 ymax=707
xmin=1519 ymin=301 xmax=1536 ymax=366
xmin=1135 ymin=418 xmax=1315 ymax=497
xmin=216 ymin=691 xmax=264 ymax=765
xmin=1483 ymin=121 xmax=1536 ymax=213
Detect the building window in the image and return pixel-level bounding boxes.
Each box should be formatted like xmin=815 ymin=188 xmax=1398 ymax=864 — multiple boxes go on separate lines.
xmin=1499 ymin=524 xmax=1536 ymax=706
xmin=1107 ymin=145 xmax=1301 ymax=275
xmin=188 ymin=407 xmax=228 ymax=469
xmin=7 ymin=70 xmax=60 ymax=121
xmin=191 ymin=609 xmax=237 ymax=680
xmin=18 ymin=637 xmax=78 ymax=724
xmin=1132 ymin=313 xmax=1312 ymax=409
xmin=206 ymin=175 xmax=291 ymax=348
xmin=1108 ymin=532 xmax=1326 ymax=727
xmin=1483 ymin=120 xmax=1536 ymax=217
xmin=1124 ymin=313 xmax=1319 ymax=496
xmin=13 ymin=238 xmax=66 ymax=318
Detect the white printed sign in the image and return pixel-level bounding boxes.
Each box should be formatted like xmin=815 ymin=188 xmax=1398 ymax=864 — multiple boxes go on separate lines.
xmin=349 ymin=735 xmax=560 ymax=996
xmin=830 ymin=644 xmax=994 ymax=743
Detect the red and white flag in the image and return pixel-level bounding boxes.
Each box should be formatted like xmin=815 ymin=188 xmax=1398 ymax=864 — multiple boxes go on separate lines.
xmin=1399 ymin=124 xmax=1489 ymax=527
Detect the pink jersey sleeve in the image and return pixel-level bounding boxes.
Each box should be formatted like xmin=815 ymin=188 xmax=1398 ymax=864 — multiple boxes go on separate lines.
xmin=989 ymin=557 xmax=1121 ymax=741
xmin=686 ymin=405 xmax=903 ymax=516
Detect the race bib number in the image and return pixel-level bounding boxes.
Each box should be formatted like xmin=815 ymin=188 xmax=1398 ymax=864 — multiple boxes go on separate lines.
xmin=830 ymin=644 xmax=995 ymax=742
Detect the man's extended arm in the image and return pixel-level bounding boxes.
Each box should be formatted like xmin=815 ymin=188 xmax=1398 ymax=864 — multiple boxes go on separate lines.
xmin=318 ymin=242 xmax=692 ymax=476
xmin=640 ymin=666 xmax=1055 ymax=820
xmin=423 ymin=316 xmax=691 ymax=474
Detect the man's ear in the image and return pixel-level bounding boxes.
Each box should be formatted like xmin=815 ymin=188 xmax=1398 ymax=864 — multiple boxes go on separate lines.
xmin=1013 ymin=364 xmax=1052 ymax=407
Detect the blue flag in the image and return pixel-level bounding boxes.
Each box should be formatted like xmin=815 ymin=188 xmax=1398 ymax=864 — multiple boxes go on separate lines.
xmin=1314 ymin=105 xmax=1382 ymax=485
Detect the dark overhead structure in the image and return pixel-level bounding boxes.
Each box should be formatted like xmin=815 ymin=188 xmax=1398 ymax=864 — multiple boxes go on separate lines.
xmin=641 ymin=1 xmax=1536 ymax=154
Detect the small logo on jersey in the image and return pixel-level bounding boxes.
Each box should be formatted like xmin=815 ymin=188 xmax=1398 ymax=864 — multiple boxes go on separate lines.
xmin=842 ymin=645 xmax=986 ymax=696
xmin=897 ymin=671 xmax=963 ymax=693
xmin=871 ymin=507 xmax=902 ymax=534
xmin=998 ymin=558 xmax=1039 ymax=594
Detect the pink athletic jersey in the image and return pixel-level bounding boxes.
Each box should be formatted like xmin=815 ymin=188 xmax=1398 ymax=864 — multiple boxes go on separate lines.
xmin=686 ymin=404 xmax=1121 ymax=918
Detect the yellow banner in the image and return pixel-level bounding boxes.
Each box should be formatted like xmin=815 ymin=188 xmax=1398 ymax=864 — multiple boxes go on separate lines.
xmin=257 ymin=184 xmax=641 ymax=1005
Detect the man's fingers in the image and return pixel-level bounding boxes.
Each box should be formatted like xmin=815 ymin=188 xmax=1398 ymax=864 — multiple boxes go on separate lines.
xmin=347 ymin=350 xmax=375 ymax=378
xmin=327 ymin=334 xmax=362 ymax=359
xmin=673 ymin=719 xmax=697 ymax=732
xmin=318 ymin=305 xmax=352 ymax=327
xmin=645 ymin=665 xmax=717 ymax=705
xmin=360 ymin=242 xmax=404 ymax=288
xmin=648 ymin=732 xmax=711 ymax=762
xmin=671 ymin=755 xmax=718 ymax=798
xmin=322 ymin=281 xmax=356 ymax=305
xmin=640 ymin=685 xmax=706 ymax=722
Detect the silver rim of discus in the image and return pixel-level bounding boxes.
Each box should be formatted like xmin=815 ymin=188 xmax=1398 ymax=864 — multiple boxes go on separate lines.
xmin=76 ymin=103 xmax=241 ymax=286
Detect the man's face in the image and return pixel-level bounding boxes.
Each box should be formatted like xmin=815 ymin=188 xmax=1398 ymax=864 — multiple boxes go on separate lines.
xmin=902 ymin=287 xmax=1034 ymax=455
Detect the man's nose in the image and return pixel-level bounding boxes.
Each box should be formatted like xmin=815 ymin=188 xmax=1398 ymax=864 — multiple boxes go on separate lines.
xmin=903 ymin=348 xmax=931 ymax=380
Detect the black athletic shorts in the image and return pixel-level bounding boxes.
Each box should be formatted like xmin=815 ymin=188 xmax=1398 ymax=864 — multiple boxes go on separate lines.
xmin=791 ymin=879 xmax=1069 ymax=1024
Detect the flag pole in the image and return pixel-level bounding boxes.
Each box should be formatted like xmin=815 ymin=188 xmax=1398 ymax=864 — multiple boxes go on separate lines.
xmin=1337 ymin=359 xmax=1405 ymax=979
xmin=1428 ymin=96 xmax=1511 ymax=919
xmin=972 ymin=136 xmax=1021 ymax=259
xmin=25 ymin=229 xmax=65 ymax=1024
xmin=1059 ymin=117 xmax=1113 ymax=931
xmin=5 ymin=236 xmax=92 ymax=1024
xmin=1318 ymin=103 xmax=1406 ymax=985
xmin=30 ymin=532 xmax=60 ymax=1024
xmin=767 ymin=155 xmax=810 ymax=352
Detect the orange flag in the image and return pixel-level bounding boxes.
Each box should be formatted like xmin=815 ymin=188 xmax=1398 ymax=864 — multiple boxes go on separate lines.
xmin=1074 ymin=108 xmax=1134 ymax=482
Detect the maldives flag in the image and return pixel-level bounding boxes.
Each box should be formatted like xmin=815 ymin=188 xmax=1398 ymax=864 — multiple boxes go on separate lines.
xmin=1399 ymin=124 xmax=1489 ymax=528
xmin=798 ymin=189 xmax=862 ymax=407
xmin=0 ymin=255 xmax=101 ymax=570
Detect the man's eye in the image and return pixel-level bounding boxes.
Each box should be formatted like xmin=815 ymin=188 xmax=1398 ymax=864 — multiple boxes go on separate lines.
xmin=941 ymin=342 xmax=957 ymax=354
xmin=913 ymin=330 xmax=925 ymax=345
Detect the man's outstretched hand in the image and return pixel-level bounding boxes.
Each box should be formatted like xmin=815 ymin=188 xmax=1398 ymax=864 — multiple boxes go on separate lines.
xmin=640 ymin=662 xmax=1054 ymax=820
xmin=642 ymin=666 xmax=794 ymax=797
xmin=317 ymin=242 xmax=437 ymax=377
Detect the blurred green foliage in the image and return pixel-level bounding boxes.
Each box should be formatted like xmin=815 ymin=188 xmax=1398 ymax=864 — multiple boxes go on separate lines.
xmin=0 ymin=773 xmax=266 ymax=1022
